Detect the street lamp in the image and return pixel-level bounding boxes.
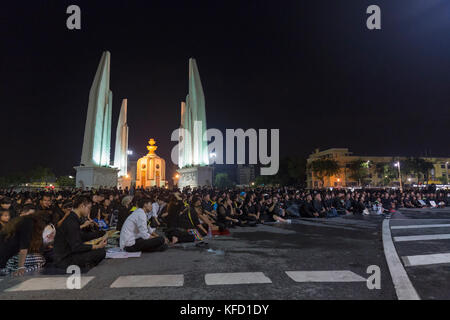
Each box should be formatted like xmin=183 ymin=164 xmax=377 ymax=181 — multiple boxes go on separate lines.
xmin=366 ymin=160 xmax=371 ymax=188
xmin=394 ymin=161 xmax=403 ymax=192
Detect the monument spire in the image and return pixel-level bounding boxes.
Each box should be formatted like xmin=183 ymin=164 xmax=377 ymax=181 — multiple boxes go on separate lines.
xmin=75 ymin=51 xmax=118 ymax=189
xmin=80 ymin=51 xmax=112 ymax=166
xmin=177 ymin=58 xmax=213 ymax=188
xmin=188 ymin=58 xmax=209 ymax=166
xmin=114 ymin=99 xmax=128 ymax=177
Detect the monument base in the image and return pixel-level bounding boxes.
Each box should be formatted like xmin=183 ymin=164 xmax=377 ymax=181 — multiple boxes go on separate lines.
xmin=74 ymin=166 xmax=119 ymax=189
xmin=178 ymin=166 xmax=213 ymax=188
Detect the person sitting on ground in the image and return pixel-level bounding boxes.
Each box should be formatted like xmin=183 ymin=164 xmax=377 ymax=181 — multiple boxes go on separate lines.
xmin=52 ymin=196 xmax=107 ymax=271
xmin=300 ymin=194 xmax=319 ymax=218
xmin=0 ymin=208 xmax=11 ymax=232
xmin=1 ymin=197 xmax=16 ymax=220
xmin=117 ymin=195 xmax=133 ymax=232
xmin=120 ymin=198 xmax=174 ymax=253
xmin=0 ymin=212 xmax=49 ymax=276
xmin=267 ymin=196 xmax=290 ymax=223
xmin=19 ymin=204 xmax=36 ymax=217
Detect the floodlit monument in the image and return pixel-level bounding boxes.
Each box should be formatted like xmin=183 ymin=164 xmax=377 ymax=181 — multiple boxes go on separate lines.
xmin=178 ymin=58 xmax=212 ymax=188
xmin=136 ymin=139 xmax=167 ymax=188
xmin=114 ymin=99 xmax=130 ymax=189
xmin=74 ymin=51 xmax=119 ymax=189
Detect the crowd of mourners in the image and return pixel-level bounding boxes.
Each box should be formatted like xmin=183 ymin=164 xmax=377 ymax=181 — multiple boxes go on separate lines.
xmin=0 ymin=185 xmax=449 ymax=277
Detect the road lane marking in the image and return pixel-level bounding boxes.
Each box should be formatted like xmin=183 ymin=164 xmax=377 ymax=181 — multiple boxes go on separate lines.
xmin=110 ymin=275 xmax=184 ymax=288
xmin=391 ymin=224 xmax=450 ymax=230
xmin=205 ymin=272 xmax=272 ymax=285
xmin=5 ymin=276 xmax=94 ymax=292
xmin=402 ymin=253 xmax=450 ymax=267
xmin=382 ymin=219 xmax=420 ymax=300
xmin=394 ymin=234 xmax=450 ymax=242
xmin=285 ymin=271 xmax=366 ymax=282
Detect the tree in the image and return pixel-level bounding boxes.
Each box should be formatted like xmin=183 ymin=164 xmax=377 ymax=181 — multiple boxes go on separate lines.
xmin=374 ymin=162 xmax=397 ymax=187
xmin=348 ymin=159 xmax=371 ymax=186
xmin=308 ymin=159 xmax=340 ymax=188
xmin=56 ymin=176 xmax=76 ymax=187
xmin=414 ymin=158 xmax=434 ymax=183
xmin=28 ymin=166 xmax=55 ymax=184
xmin=254 ymin=174 xmax=277 ymax=186
xmin=214 ymin=173 xmax=234 ymax=189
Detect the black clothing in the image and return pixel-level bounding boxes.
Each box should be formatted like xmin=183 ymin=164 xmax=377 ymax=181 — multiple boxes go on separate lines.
xmin=90 ymin=203 xmax=101 ymax=220
xmin=37 ymin=205 xmax=61 ymax=225
xmin=124 ymin=237 xmax=167 ymax=253
xmin=166 ymin=201 xmax=185 ymax=229
xmin=117 ymin=205 xmax=132 ymax=231
xmin=53 ymin=211 xmax=104 ymax=269
xmin=312 ymin=200 xmax=326 ymax=217
xmin=300 ymin=201 xmax=317 ymax=218
xmin=0 ymin=216 xmax=33 ymax=268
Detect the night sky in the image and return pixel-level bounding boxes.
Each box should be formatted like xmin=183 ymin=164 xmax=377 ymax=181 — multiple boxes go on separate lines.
xmin=1 ymin=0 xmax=449 ymax=177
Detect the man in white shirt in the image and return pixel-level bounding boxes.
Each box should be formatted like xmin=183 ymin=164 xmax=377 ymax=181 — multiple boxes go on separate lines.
xmin=120 ymin=198 xmax=168 ymax=253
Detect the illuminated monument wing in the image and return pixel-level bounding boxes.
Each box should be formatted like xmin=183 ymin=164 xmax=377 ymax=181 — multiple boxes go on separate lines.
xmin=114 ymin=99 xmax=129 ymax=177
xmin=114 ymin=99 xmax=129 ymax=189
xmin=75 ymin=51 xmax=118 ymax=189
xmin=178 ymin=58 xmax=212 ymax=188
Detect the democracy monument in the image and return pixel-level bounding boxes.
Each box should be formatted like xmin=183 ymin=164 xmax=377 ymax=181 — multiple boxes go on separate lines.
xmin=75 ymin=51 xmax=129 ymax=189
xmin=74 ymin=52 xmax=211 ymax=189
xmin=177 ymin=58 xmax=213 ymax=188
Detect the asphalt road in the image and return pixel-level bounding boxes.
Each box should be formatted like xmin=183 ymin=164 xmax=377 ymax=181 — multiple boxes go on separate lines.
xmin=0 ymin=213 xmax=400 ymax=300
xmin=390 ymin=208 xmax=450 ymax=299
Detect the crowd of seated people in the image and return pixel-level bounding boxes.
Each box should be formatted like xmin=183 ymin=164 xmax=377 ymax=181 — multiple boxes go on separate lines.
xmin=0 ymin=185 xmax=448 ymax=277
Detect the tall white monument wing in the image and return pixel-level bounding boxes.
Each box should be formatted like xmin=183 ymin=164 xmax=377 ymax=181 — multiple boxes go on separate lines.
xmin=81 ymin=51 xmax=111 ymax=166
xmin=114 ymin=99 xmax=129 ymax=177
xmin=188 ymin=58 xmax=209 ymax=166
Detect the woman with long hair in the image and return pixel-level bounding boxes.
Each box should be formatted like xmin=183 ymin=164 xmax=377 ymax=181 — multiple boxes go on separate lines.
xmin=0 ymin=211 xmax=49 ymax=276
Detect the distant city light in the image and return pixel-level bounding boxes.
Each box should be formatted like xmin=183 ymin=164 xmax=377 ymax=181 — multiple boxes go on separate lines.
xmin=69 ymin=176 xmax=74 ymax=179
xmin=127 ymin=150 xmax=133 ymax=155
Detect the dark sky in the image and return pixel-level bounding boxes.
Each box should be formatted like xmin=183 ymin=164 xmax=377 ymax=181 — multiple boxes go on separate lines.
xmin=1 ymin=0 xmax=449 ymax=177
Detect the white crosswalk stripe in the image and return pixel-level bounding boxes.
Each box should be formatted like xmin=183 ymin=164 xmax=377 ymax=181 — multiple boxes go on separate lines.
xmin=391 ymin=222 xmax=450 ymax=268
xmin=285 ymin=270 xmax=366 ymax=283
xmin=394 ymin=234 xmax=450 ymax=242
xmin=110 ymin=275 xmax=184 ymax=288
xmin=205 ymin=272 xmax=272 ymax=285
xmin=402 ymin=253 xmax=450 ymax=267
xmin=391 ymin=224 xmax=450 ymax=230
xmin=5 ymin=276 xmax=94 ymax=292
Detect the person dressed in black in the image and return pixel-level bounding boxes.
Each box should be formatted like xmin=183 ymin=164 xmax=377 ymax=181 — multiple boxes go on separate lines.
xmin=0 ymin=212 xmax=48 ymax=276
xmin=300 ymin=194 xmax=319 ymax=218
xmin=52 ymin=196 xmax=106 ymax=271
xmin=117 ymin=195 xmax=134 ymax=231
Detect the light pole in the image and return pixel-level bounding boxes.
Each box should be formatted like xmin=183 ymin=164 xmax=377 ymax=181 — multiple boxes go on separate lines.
xmin=366 ymin=160 xmax=370 ymax=188
xmin=394 ymin=161 xmax=402 ymax=192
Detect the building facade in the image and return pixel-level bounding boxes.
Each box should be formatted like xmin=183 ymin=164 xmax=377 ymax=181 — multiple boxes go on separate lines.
xmin=306 ymin=148 xmax=450 ymax=189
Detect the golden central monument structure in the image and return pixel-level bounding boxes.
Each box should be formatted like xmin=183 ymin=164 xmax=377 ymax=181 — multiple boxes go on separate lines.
xmin=136 ymin=139 xmax=167 ymax=188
